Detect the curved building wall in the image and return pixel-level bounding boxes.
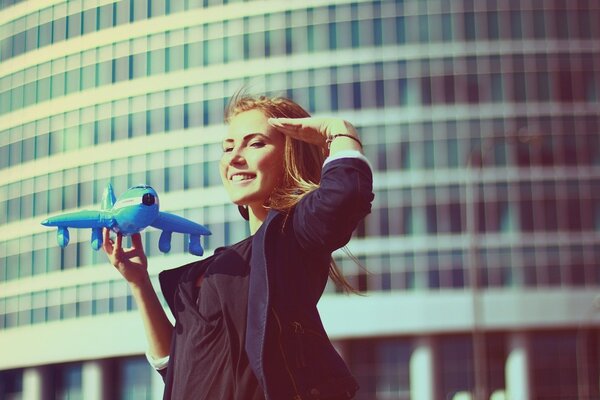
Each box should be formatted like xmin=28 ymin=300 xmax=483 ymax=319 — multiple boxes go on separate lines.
xmin=1 ymin=0 xmax=599 ymax=399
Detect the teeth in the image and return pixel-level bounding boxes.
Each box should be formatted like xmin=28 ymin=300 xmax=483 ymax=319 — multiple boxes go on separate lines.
xmin=231 ymin=174 xmax=254 ymax=182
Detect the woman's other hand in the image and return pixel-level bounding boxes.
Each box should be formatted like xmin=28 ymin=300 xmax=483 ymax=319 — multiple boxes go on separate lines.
xmin=103 ymin=229 xmax=149 ymax=287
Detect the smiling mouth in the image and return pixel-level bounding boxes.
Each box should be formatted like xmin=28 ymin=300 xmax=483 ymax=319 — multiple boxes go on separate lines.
xmin=230 ymin=173 xmax=256 ymax=182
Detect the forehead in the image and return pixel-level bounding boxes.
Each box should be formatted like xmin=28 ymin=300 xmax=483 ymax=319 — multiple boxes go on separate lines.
xmin=226 ymin=109 xmax=270 ymax=138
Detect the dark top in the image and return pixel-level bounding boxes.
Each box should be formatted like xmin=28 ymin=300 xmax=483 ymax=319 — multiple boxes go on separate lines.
xmin=160 ymin=157 xmax=374 ymax=400
xmin=166 ymin=235 xmax=265 ymax=400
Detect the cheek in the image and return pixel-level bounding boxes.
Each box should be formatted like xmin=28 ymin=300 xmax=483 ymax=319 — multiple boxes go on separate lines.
xmin=258 ymin=151 xmax=284 ymax=182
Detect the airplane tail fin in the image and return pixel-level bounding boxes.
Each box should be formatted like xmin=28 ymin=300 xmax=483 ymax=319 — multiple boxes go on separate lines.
xmin=102 ymin=183 xmax=116 ymax=210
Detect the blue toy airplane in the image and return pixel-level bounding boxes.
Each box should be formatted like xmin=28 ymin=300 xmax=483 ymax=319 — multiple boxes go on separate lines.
xmin=41 ymin=183 xmax=211 ymax=256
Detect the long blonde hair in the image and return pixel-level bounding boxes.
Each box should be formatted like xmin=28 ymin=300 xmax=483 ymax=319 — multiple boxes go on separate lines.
xmin=224 ymin=92 xmax=359 ymax=293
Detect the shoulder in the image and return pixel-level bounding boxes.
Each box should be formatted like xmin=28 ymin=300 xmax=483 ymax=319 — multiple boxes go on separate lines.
xmin=159 ymin=237 xmax=252 ymax=284
xmin=158 ymin=251 xmax=223 ymax=311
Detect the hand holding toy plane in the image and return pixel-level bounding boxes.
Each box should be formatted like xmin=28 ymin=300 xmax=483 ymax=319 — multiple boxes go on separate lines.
xmin=41 ymin=183 xmax=211 ymax=256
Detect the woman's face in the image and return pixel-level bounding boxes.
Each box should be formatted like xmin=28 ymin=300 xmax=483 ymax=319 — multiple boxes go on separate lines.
xmin=220 ymin=109 xmax=286 ymax=208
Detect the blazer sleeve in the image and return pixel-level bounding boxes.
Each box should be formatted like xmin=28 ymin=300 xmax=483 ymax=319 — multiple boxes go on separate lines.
xmin=292 ymin=157 xmax=374 ymax=252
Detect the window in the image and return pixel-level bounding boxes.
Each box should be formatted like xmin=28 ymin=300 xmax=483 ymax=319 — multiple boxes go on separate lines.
xmin=132 ymin=0 xmax=148 ymax=21
xmin=487 ymin=11 xmax=500 ymax=40
xmin=485 ymin=72 xmax=501 ymax=102
xmin=510 ymin=10 xmax=523 ymax=39
xmin=439 ymin=336 xmax=474 ymax=397
xmin=93 ymin=282 xmax=111 ymax=315
xmin=98 ymin=3 xmax=114 ymax=29
xmin=82 ymin=7 xmax=97 ymax=34
xmin=149 ymin=48 xmax=166 ymax=75
xmin=114 ymin=56 xmax=129 ymax=82
xmin=32 ymin=291 xmax=46 ymax=324
xmin=95 ymin=117 xmax=112 ymax=144
xmin=77 ymin=284 xmax=93 ymax=317
xmin=336 ymin=21 xmax=353 ymax=49
xmin=11 ymin=31 xmax=25 ymax=58
xmin=67 ymin=12 xmax=82 ymax=38
xmin=39 ymin=20 xmax=53 ymax=47
xmin=112 ymin=280 xmax=129 ymax=313
xmin=532 ymin=10 xmax=545 ymax=39
xmin=119 ymin=357 xmax=153 ymax=400
xmin=25 ymin=25 xmax=38 ymax=52
xmin=148 ymin=108 xmax=165 ymax=134
xmin=441 ymin=13 xmax=452 ymax=41
xmin=61 ymin=287 xmax=77 ymax=319
xmin=377 ymin=341 xmax=411 ymax=399
xmin=531 ymin=332 xmax=579 ymax=399
xmin=63 ymin=68 xmax=80 ymax=96
xmin=55 ymin=364 xmax=83 ymax=400
xmin=0 ymin=369 xmax=23 ymax=399
xmin=96 ymin=59 xmax=112 ymax=86
xmin=150 ymin=0 xmax=166 ymax=18
xmin=53 ymin=16 xmax=67 ymax=42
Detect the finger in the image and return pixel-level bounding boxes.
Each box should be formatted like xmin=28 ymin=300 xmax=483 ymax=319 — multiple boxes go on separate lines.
xmin=131 ymin=233 xmax=144 ymax=250
xmin=102 ymin=228 xmax=113 ymax=253
xmin=115 ymin=234 xmax=123 ymax=253
xmin=268 ymin=117 xmax=297 ymax=127
xmin=122 ymin=247 xmax=142 ymax=259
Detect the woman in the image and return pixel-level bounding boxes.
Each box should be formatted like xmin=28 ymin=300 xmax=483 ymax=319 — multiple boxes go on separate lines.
xmin=103 ymin=94 xmax=374 ymax=400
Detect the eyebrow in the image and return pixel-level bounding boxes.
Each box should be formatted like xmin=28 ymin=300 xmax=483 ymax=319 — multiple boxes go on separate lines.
xmin=222 ymin=132 xmax=269 ymax=144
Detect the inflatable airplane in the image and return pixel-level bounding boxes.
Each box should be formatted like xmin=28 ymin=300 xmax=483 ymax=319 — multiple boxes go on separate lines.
xmin=41 ymin=183 xmax=211 ymax=256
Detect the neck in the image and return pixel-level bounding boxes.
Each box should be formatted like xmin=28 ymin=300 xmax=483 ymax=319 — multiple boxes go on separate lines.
xmin=248 ymin=204 xmax=268 ymax=234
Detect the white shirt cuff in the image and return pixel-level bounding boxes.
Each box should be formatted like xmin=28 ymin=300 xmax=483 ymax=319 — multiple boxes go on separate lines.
xmin=324 ymin=150 xmax=373 ymax=172
xmin=146 ymin=352 xmax=170 ymax=370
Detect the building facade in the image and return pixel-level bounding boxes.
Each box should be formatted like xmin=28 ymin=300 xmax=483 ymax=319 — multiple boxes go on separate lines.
xmin=1 ymin=0 xmax=599 ymax=399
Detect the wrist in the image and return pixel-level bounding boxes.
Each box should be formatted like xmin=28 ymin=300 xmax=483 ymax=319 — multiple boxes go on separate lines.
xmin=129 ymin=274 xmax=154 ymax=295
xmin=324 ymin=120 xmax=361 ymax=148
xmin=326 ymin=133 xmax=363 ymax=149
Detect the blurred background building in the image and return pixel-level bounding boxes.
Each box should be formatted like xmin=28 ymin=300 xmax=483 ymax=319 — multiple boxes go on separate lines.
xmin=1 ymin=0 xmax=599 ymax=399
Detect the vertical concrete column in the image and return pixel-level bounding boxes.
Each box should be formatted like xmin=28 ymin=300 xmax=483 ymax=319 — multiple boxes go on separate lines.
xmin=83 ymin=360 xmax=109 ymax=400
xmin=410 ymin=336 xmax=435 ymax=400
xmin=22 ymin=367 xmax=43 ymax=400
xmin=506 ymin=332 xmax=530 ymax=400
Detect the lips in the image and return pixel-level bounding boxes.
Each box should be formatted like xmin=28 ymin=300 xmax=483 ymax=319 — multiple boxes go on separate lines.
xmin=230 ymin=173 xmax=256 ymax=182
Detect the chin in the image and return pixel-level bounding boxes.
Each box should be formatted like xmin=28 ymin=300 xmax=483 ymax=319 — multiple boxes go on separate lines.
xmin=229 ymin=194 xmax=258 ymax=207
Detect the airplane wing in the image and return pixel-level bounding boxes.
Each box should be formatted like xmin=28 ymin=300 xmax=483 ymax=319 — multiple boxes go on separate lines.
xmin=151 ymin=211 xmax=211 ymax=256
xmin=41 ymin=210 xmax=115 ymax=229
xmin=151 ymin=211 xmax=211 ymax=235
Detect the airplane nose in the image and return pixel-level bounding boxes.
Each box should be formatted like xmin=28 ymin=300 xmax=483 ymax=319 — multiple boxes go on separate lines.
xmin=142 ymin=193 xmax=155 ymax=206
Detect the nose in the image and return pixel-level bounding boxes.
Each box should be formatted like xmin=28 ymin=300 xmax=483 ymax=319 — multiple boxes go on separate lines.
xmin=142 ymin=193 xmax=155 ymax=206
xmin=227 ymin=147 xmax=246 ymax=166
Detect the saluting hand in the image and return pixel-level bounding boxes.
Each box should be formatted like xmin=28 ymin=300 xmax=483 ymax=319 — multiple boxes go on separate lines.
xmin=267 ymin=117 xmax=360 ymax=150
xmin=102 ymin=229 xmax=149 ymax=287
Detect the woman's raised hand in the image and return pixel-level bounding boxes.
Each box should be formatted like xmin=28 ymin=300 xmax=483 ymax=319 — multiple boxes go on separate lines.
xmin=103 ymin=229 xmax=149 ymax=287
xmin=267 ymin=117 xmax=359 ymax=149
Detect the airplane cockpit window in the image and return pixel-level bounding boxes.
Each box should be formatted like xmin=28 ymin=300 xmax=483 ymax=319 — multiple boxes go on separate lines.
xmin=142 ymin=193 xmax=156 ymax=206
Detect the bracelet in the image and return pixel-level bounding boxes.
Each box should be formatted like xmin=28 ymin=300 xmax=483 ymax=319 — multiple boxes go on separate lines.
xmin=326 ymin=134 xmax=363 ymax=149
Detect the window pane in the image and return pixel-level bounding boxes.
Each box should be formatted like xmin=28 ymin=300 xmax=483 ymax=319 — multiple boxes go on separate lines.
xmin=114 ymin=56 xmax=129 ymax=82
xmin=67 ymin=12 xmax=82 ymax=38
xmin=149 ymin=48 xmax=165 ymax=75
xmin=98 ymin=3 xmax=115 ymax=29
xmin=83 ymin=7 xmax=98 ymax=34
xmin=119 ymin=357 xmax=152 ymax=400
xmin=53 ymin=17 xmax=67 ymax=42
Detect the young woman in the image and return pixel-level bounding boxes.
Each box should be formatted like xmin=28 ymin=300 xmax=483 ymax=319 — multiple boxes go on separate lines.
xmin=103 ymin=94 xmax=374 ymax=400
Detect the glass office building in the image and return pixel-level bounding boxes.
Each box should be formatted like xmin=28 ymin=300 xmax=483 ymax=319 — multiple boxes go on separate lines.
xmin=1 ymin=0 xmax=599 ymax=398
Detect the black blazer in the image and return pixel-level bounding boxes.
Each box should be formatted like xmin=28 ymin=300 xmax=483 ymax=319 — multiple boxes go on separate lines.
xmin=160 ymin=157 xmax=374 ymax=400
